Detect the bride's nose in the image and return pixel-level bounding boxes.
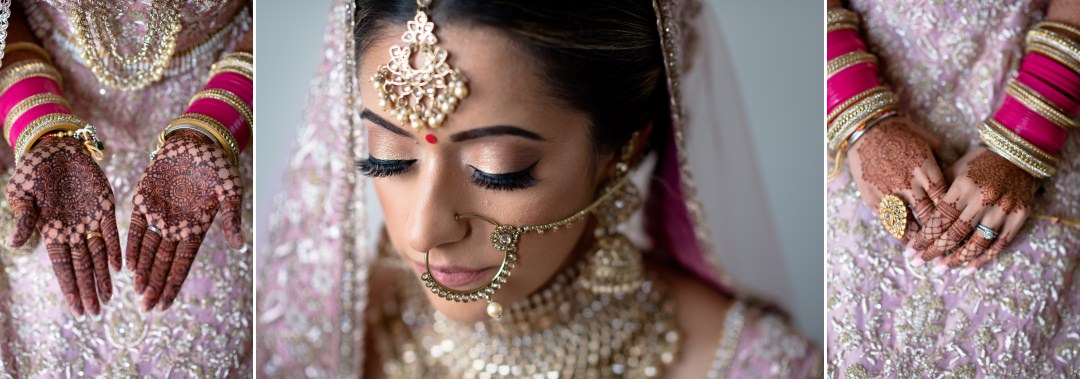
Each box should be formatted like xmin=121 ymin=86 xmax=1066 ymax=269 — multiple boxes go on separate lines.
xmin=406 ymin=162 xmax=468 ymax=253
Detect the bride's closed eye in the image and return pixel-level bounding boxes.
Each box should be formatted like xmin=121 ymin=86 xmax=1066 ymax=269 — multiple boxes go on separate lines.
xmin=359 ymin=156 xmax=539 ymax=191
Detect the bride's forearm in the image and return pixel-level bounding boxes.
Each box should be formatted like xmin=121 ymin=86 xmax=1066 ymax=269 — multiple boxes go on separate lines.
xmin=1048 ymin=0 xmax=1080 ymax=27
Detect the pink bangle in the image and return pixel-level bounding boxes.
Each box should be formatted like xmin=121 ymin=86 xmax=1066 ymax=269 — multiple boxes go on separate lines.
xmin=827 ymin=30 xmax=866 ymax=60
xmin=994 ymin=96 xmax=1067 ymax=154
xmin=827 ymin=63 xmax=880 ymax=113
xmin=187 ymin=99 xmax=249 ymax=152
xmin=1024 ymin=53 xmax=1080 ymax=97
xmin=8 ymin=104 xmax=71 ymax=147
xmin=0 ymin=77 xmax=62 ymax=120
xmin=204 ymin=72 xmax=252 ymax=107
xmin=1016 ymin=71 xmax=1080 ymax=113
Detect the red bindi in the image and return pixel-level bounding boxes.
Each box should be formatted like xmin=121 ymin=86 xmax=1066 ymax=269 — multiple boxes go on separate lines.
xmin=425 ymin=134 xmax=438 ymax=144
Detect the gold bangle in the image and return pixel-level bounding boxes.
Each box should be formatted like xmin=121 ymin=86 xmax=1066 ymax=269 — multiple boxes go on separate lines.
xmin=221 ymin=51 xmax=253 ymax=65
xmin=4 ymin=93 xmax=70 ymax=145
xmin=1004 ymin=80 xmax=1076 ymax=129
xmin=1036 ymin=21 xmax=1080 ymax=41
xmin=209 ymin=63 xmax=253 ymax=80
xmin=167 ymin=113 xmax=240 ymax=167
xmin=3 ymin=42 xmax=53 ymax=65
xmin=1026 ymin=42 xmax=1080 ymax=75
xmin=0 ymin=60 xmax=63 ymax=97
xmin=1026 ymin=29 xmax=1080 ymax=66
xmin=13 ymin=113 xmax=83 ymax=162
xmin=983 ymin=118 xmax=1058 ymax=164
xmin=827 ymin=8 xmax=860 ymax=28
xmin=827 ymin=86 xmax=889 ymax=124
xmin=827 ymin=23 xmax=859 ymax=33
xmin=827 ymin=91 xmax=898 ymax=149
xmin=187 ymin=88 xmax=254 ymax=132
xmin=827 ymin=51 xmax=878 ymax=79
xmin=978 ymin=123 xmax=1056 ymax=178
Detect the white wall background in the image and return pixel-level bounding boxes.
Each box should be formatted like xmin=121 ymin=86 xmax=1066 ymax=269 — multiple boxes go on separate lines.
xmin=255 ymin=0 xmax=824 ymax=344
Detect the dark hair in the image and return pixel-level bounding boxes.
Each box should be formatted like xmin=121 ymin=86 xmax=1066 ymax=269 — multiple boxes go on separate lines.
xmin=354 ymin=0 xmax=670 ymax=155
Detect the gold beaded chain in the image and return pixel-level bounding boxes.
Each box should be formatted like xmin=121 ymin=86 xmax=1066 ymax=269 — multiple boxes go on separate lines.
xmin=70 ymin=1 xmax=182 ymax=90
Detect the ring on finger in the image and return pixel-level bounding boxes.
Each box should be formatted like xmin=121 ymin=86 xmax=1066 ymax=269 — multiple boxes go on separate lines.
xmin=147 ymin=225 xmax=162 ymax=236
xmin=86 ymin=232 xmax=103 ymax=240
xmin=975 ymin=224 xmax=998 ymax=240
xmin=879 ymin=194 xmax=909 ymax=239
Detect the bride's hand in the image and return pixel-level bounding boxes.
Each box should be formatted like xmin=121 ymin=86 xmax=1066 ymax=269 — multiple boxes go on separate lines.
xmin=126 ymin=129 xmax=244 ymax=312
xmin=845 ymin=116 xmax=946 ymax=245
xmin=912 ymin=147 xmax=1037 ymax=273
xmin=6 ymin=136 xmax=121 ymax=317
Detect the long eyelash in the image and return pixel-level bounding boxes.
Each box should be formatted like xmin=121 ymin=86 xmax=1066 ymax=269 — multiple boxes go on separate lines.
xmin=470 ymin=161 xmax=538 ymax=191
xmin=357 ymin=156 xmax=416 ymax=177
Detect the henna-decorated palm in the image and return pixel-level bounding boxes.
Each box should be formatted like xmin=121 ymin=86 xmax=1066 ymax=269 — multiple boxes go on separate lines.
xmin=126 ymin=130 xmax=244 ymax=312
xmin=5 ymin=137 xmax=121 ymax=317
xmin=846 ymin=116 xmax=947 ymax=247
xmin=917 ymin=147 xmax=1037 ymax=273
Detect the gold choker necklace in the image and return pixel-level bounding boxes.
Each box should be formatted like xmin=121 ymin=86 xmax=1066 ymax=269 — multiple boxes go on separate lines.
xmin=371 ymin=259 xmax=680 ymax=378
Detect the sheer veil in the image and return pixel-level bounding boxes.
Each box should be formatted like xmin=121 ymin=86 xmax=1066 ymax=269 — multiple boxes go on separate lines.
xmin=257 ymin=0 xmax=796 ymax=375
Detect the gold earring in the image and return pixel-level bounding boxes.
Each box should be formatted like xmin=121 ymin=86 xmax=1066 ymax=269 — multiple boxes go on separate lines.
xmin=577 ymin=133 xmax=645 ymax=295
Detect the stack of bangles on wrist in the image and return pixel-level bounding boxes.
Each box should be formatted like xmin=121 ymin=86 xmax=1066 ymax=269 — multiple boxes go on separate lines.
xmin=153 ymin=52 xmax=253 ymax=167
xmin=978 ymin=21 xmax=1080 ymax=179
xmin=826 ymin=8 xmax=900 ymax=181
xmin=827 ymin=8 xmax=912 ymax=239
xmin=0 ymin=44 xmax=105 ymax=163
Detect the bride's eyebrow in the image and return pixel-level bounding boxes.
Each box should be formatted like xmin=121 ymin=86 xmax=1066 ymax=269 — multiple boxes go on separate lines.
xmin=361 ymin=108 xmax=545 ymax=142
xmin=361 ymin=109 xmax=411 ymax=138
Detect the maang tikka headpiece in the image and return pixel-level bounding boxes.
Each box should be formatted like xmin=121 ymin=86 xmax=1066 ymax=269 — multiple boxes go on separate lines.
xmin=370 ymin=0 xmax=470 ymax=131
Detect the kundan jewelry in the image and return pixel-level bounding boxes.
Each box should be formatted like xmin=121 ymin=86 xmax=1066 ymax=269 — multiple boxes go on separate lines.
xmin=370 ymin=0 xmax=470 ymax=131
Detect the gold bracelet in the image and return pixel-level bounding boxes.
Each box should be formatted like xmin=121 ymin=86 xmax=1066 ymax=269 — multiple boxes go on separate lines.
xmin=209 ymin=62 xmax=253 ymax=81
xmin=187 ymin=88 xmax=253 ymax=132
xmin=983 ymin=118 xmax=1058 ymax=165
xmin=4 ymin=93 xmax=70 ymax=145
xmin=827 ymin=8 xmax=860 ymax=29
xmin=978 ymin=123 xmax=1056 ymax=178
xmin=13 ymin=113 xmax=83 ymax=162
xmin=167 ymin=113 xmax=240 ymax=167
xmin=1004 ymin=80 xmax=1076 ymax=129
xmin=3 ymin=42 xmax=53 ymax=65
xmin=1027 ymin=42 xmax=1080 ymax=75
xmin=221 ymin=51 xmax=253 ymax=65
xmin=827 ymin=86 xmax=888 ymax=124
xmin=0 ymin=60 xmax=63 ymax=97
xmin=827 ymin=91 xmax=898 ymax=149
xmin=827 ymin=23 xmax=859 ymax=33
xmin=827 ymin=51 xmax=877 ymax=79
xmin=1036 ymin=21 xmax=1080 ymax=41
xmin=1026 ymin=29 xmax=1080 ymax=66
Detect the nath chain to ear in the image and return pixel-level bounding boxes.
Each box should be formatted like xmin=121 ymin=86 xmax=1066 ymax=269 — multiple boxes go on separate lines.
xmin=422 ymin=174 xmax=633 ymax=319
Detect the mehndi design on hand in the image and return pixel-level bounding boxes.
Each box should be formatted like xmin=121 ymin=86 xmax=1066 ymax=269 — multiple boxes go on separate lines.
xmin=5 ymin=136 xmax=120 ymax=317
xmin=126 ymin=130 xmax=244 ymax=312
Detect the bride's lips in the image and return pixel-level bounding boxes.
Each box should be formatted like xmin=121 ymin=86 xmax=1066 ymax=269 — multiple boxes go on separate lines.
xmin=413 ymin=261 xmax=498 ymax=288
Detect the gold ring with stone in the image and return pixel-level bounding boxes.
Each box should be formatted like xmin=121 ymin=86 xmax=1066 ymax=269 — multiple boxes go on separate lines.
xmin=86 ymin=232 xmax=103 ymax=240
xmin=879 ymin=194 xmax=908 ymax=239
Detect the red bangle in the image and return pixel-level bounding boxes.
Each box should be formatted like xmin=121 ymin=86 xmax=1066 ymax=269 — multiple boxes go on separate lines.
xmin=187 ymin=99 xmax=249 ymax=152
xmin=1024 ymin=52 xmax=1080 ymax=97
xmin=827 ymin=63 xmax=880 ymax=113
xmin=827 ymin=30 xmax=866 ymax=60
xmin=0 ymin=77 xmax=62 ymax=122
xmin=994 ymin=96 xmax=1067 ymax=154
xmin=1016 ymin=71 xmax=1079 ymax=114
xmin=8 ymin=104 xmax=71 ymax=148
xmin=204 ymin=72 xmax=252 ymax=107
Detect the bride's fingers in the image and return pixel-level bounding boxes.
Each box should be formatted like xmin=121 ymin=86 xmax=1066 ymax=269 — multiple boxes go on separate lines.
xmin=967 ymin=211 xmax=1027 ymax=271
xmin=928 ymin=202 xmax=982 ymax=258
xmin=946 ymin=212 xmax=1005 ymax=270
